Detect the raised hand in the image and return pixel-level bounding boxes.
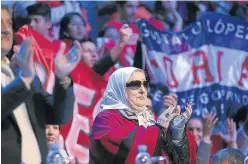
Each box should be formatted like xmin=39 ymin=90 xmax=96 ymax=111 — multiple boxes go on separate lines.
xmin=16 ymin=38 xmax=35 ymax=80
xmin=163 ymin=93 xmax=178 ymax=109
xmin=54 ymin=41 xmax=81 ymax=80
xmin=10 ymin=45 xmax=21 ymax=67
xmin=218 ymin=118 xmax=237 ymax=148
xmin=109 ymin=24 xmax=133 ymax=62
xmin=13 ymin=45 xmax=21 ymax=56
xmin=181 ymin=103 xmax=193 ymax=121
xmin=157 ymin=104 xmax=177 ymax=133
xmin=170 ymin=103 xmax=192 ymax=129
xmin=119 ymin=23 xmax=133 ymax=46
xmin=202 ymin=111 xmax=218 ymax=142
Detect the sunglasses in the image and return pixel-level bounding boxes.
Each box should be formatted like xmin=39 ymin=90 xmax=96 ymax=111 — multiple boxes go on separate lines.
xmin=126 ymin=80 xmax=149 ymax=90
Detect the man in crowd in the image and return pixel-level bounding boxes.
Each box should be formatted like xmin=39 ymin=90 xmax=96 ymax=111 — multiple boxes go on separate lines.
xmin=117 ymin=1 xmax=139 ymax=24
xmin=80 ymin=23 xmax=133 ymax=76
xmin=14 ymin=2 xmax=86 ymax=39
xmin=99 ymin=1 xmax=140 ymax=80
xmin=27 ymin=3 xmax=53 ymax=41
xmin=1 ymin=5 xmax=77 ymax=163
xmin=80 ymin=38 xmax=100 ymax=68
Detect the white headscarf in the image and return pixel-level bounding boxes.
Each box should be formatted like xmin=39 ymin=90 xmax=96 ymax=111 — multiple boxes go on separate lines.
xmin=100 ymin=67 xmax=155 ymax=127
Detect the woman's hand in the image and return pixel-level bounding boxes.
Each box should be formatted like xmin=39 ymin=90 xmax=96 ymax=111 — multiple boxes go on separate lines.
xmin=163 ymin=93 xmax=178 ymax=109
xmin=218 ymin=118 xmax=237 ymax=148
xmin=182 ymin=103 xmax=192 ymax=121
xmin=202 ymin=111 xmax=218 ymax=143
xmin=157 ymin=104 xmax=178 ymax=134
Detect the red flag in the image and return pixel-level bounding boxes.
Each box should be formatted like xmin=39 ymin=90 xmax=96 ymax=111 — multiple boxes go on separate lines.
xmin=15 ymin=25 xmax=61 ymax=93
xmin=60 ymin=61 xmax=107 ymax=163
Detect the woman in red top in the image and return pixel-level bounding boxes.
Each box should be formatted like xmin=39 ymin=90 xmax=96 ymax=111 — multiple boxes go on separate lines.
xmin=90 ymin=67 xmax=197 ymax=164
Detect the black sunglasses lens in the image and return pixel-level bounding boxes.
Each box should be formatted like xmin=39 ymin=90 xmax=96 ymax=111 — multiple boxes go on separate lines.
xmin=129 ymin=81 xmax=142 ymax=90
xmin=126 ymin=80 xmax=148 ymax=90
xmin=143 ymin=81 xmax=149 ymax=88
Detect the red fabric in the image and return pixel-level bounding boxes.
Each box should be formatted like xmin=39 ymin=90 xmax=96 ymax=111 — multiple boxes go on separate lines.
xmin=136 ymin=6 xmax=153 ymax=20
xmin=149 ymin=18 xmax=166 ymax=31
xmin=186 ymin=130 xmax=198 ymax=164
xmin=210 ymin=135 xmax=226 ymax=155
xmin=90 ymin=109 xmax=159 ymax=164
xmin=15 ymin=25 xmax=61 ymax=91
xmin=104 ymin=39 xmax=115 ymax=50
xmin=60 ymin=60 xmax=107 ymax=163
xmin=125 ymin=126 xmax=160 ymax=164
xmin=72 ymin=62 xmax=107 ymax=120
xmin=90 ymin=109 xmax=197 ymax=164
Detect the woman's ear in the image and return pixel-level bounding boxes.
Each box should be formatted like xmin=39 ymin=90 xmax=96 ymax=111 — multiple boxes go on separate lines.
xmin=47 ymin=20 xmax=52 ymax=30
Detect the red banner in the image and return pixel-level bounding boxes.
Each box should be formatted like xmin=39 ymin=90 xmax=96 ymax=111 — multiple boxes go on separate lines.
xmin=60 ymin=62 xmax=107 ymax=163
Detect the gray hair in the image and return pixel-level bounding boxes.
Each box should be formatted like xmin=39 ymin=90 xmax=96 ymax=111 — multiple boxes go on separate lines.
xmin=212 ymin=148 xmax=245 ymax=164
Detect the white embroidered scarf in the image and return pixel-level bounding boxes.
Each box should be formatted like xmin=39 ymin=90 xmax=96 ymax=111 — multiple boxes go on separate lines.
xmin=100 ymin=67 xmax=155 ymax=128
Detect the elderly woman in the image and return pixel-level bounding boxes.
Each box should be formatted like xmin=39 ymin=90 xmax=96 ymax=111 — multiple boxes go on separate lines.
xmin=89 ymin=67 xmax=197 ymax=164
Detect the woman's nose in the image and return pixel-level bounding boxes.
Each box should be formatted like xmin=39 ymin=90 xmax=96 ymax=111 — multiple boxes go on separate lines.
xmin=192 ymin=130 xmax=198 ymax=137
xmin=139 ymin=85 xmax=146 ymax=94
xmin=92 ymin=52 xmax=97 ymax=57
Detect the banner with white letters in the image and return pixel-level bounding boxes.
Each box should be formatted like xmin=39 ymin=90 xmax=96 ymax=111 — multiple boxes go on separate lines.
xmin=138 ymin=12 xmax=248 ymax=122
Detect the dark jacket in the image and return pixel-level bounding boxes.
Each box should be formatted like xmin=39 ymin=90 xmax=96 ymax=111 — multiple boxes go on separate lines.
xmin=1 ymin=67 xmax=75 ymax=164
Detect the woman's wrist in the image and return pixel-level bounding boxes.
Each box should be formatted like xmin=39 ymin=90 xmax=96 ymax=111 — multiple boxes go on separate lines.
xmin=228 ymin=142 xmax=238 ymax=149
xmin=202 ymin=136 xmax=211 ymax=144
xmin=170 ymin=124 xmax=185 ymax=140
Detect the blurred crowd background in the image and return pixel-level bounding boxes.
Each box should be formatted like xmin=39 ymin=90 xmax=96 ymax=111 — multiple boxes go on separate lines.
xmin=1 ymin=1 xmax=248 ymax=163
xmin=2 ymin=1 xmax=248 ymax=40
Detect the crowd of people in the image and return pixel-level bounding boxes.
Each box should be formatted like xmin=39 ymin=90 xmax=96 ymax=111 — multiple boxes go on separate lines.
xmin=1 ymin=1 xmax=248 ymax=164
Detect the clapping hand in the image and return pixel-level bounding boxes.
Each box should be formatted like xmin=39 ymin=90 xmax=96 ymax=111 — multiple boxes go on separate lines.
xmin=163 ymin=93 xmax=178 ymax=109
xmin=157 ymin=104 xmax=179 ymax=133
xmin=181 ymin=103 xmax=193 ymax=122
xmin=16 ymin=38 xmax=35 ymax=84
xmin=119 ymin=23 xmax=133 ymax=47
xmin=54 ymin=41 xmax=81 ymax=80
xmin=10 ymin=45 xmax=21 ymax=67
